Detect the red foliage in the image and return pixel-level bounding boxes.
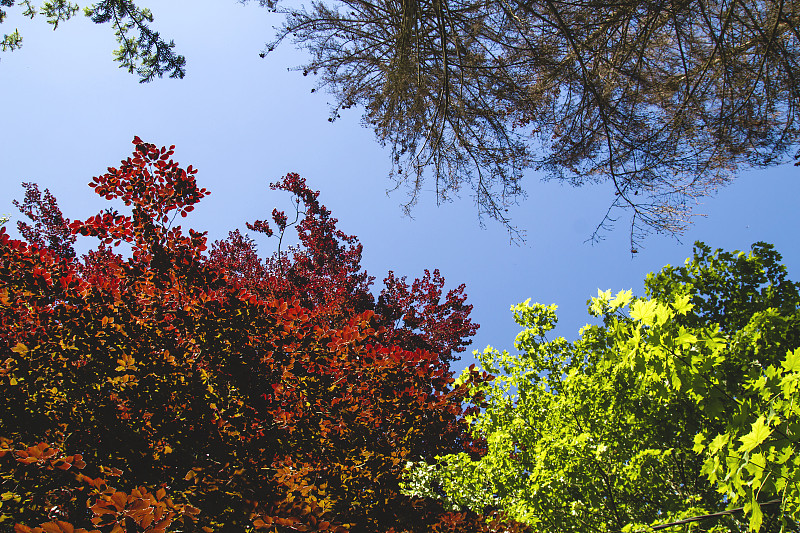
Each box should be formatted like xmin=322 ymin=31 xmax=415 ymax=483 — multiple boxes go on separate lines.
xmin=1 ymin=437 xmax=199 ymax=533
xmin=376 ymin=269 xmax=477 ymax=362
xmin=1 ymin=138 xmax=526 ymax=533
xmin=210 ymin=173 xmax=478 ymax=362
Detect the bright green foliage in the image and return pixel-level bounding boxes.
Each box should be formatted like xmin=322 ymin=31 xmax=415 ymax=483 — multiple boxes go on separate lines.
xmin=637 ymin=243 xmax=800 ymax=532
xmin=403 ymin=243 xmax=800 ymax=532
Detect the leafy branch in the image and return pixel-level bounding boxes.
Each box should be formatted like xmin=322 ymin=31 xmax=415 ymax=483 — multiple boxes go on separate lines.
xmin=0 ymin=0 xmax=184 ymax=82
xmin=83 ymin=0 xmax=184 ymax=82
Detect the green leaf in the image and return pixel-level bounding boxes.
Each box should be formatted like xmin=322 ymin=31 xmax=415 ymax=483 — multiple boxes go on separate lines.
xmin=675 ymin=328 xmax=698 ymax=347
xmin=630 ymin=299 xmax=658 ymax=325
xmin=672 ymin=294 xmax=694 ymax=315
xmin=748 ymin=495 xmax=764 ymax=532
xmin=670 ymin=372 xmax=682 ymax=390
xmin=782 ymin=347 xmax=800 ymax=373
xmin=693 ymin=433 xmax=706 ymax=453
xmin=654 ymin=303 xmax=672 ymax=326
xmin=609 ymin=289 xmax=632 ymax=310
xmin=708 ymin=433 xmax=730 ymax=454
xmin=40 ymin=0 xmax=79 ymax=29
xmin=404 ymin=243 xmax=800 ymax=529
xmin=589 ymin=289 xmax=611 ymax=316
xmin=739 ymin=417 xmax=772 ymax=453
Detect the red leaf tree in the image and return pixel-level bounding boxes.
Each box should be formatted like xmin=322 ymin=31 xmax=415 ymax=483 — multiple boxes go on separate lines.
xmin=0 ymin=138 xmax=526 ymax=533
xmin=13 ymin=183 xmax=77 ymax=259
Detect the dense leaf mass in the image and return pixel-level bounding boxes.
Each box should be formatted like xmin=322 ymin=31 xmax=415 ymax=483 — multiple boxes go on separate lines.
xmin=0 ymin=138 xmax=525 ymax=533
xmin=404 ymin=243 xmax=800 ymax=532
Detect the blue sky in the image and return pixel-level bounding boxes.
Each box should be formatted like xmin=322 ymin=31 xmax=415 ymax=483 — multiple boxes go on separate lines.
xmin=1 ymin=0 xmax=798 ymax=375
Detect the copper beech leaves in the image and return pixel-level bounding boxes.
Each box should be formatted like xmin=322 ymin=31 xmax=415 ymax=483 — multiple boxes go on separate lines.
xmin=2 ymin=138 xmax=526 ymax=533
xmin=1 ymin=439 xmax=195 ymax=533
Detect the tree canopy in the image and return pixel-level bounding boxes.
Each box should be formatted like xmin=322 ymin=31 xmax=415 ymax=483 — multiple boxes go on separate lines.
xmin=260 ymin=0 xmax=800 ymax=243
xmin=0 ymin=138 xmax=528 ymax=533
xmin=3 ymin=1 xmax=798 ymax=244
xmin=403 ymin=242 xmax=800 ymax=531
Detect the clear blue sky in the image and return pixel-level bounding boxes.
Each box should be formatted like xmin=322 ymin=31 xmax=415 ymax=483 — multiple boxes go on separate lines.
xmin=1 ymin=1 xmax=798 ymax=375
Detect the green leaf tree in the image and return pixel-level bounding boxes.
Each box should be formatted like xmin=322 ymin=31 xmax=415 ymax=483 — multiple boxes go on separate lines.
xmin=403 ymin=242 xmax=800 ymax=532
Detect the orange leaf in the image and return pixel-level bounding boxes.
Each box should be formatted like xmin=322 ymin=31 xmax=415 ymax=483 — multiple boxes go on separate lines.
xmin=101 ymin=467 xmax=123 ymax=477
xmin=80 ymin=475 xmax=107 ymax=489
xmin=55 ymin=522 xmax=74 ymax=533
xmin=90 ymin=503 xmax=117 ymax=516
xmin=128 ymin=499 xmax=148 ymax=512
xmin=139 ymin=513 xmax=154 ymax=529
xmin=152 ymin=517 xmax=173 ymax=531
xmin=40 ymin=522 xmax=65 ymax=533
xmin=110 ymin=491 xmax=128 ymax=511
